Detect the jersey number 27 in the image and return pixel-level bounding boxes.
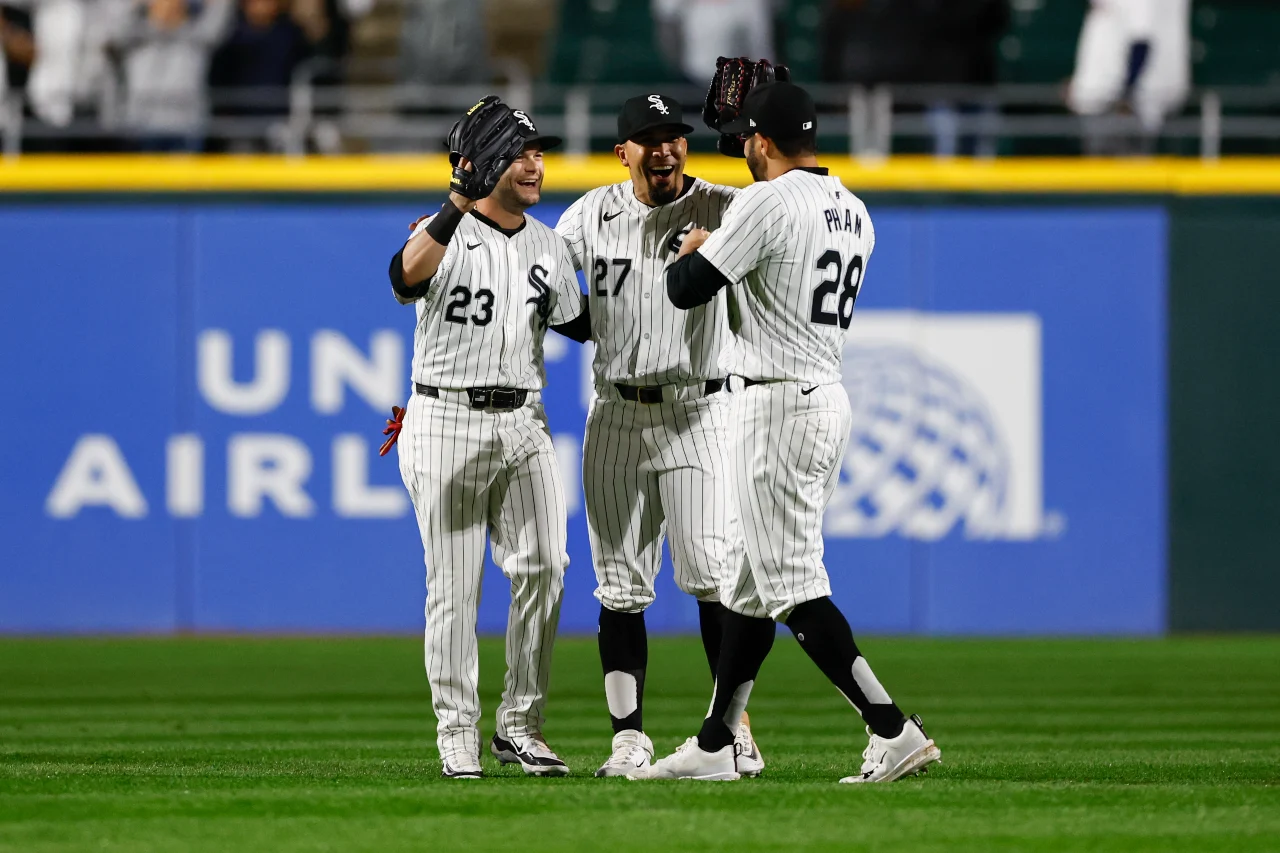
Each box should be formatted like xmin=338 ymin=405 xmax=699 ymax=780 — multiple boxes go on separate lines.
xmin=810 ymin=250 xmax=864 ymax=330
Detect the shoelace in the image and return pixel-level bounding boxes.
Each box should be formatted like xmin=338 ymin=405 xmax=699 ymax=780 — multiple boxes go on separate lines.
xmin=524 ymin=735 xmax=555 ymax=758
xmin=861 ymin=732 xmax=884 ymax=773
xmin=607 ymin=740 xmax=646 ymax=766
xmin=672 ymin=736 xmax=701 ymax=759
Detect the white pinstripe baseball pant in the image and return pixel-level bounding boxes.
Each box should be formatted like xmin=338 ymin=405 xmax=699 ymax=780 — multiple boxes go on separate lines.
xmin=721 ymin=381 xmax=852 ymax=621
xmin=582 ymin=388 xmax=731 ymax=613
xmin=398 ymin=392 xmax=568 ymax=763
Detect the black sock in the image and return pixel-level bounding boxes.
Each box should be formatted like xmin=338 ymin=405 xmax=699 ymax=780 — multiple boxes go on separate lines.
xmin=697 ymin=611 xmax=775 ymax=751
xmin=786 ymin=597 xmax=906 ymax=738
xmin=697 ymin=600 xmax=727 ymax=680
xmin=599 ymin=606 xmax=647 ymax=734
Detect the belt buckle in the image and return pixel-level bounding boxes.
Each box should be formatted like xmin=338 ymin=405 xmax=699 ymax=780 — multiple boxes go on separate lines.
xmin=637 ymin=386 xmax=664 ymax=405
xmin=490 ymin=389 xmax=519 ymax=409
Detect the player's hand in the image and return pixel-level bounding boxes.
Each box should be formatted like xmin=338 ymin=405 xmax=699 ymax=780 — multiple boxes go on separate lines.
xmin=678 ymin=227 xmax=710 ymax=258
xmin=447 ymin=157 xmax=479 ymax=212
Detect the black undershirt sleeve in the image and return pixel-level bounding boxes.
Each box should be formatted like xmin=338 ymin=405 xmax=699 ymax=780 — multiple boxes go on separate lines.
xmin=666 ymin=251 xmax=732 ymax=309
xmin=388 ymin=247 xmax=431 ymax=303
xmin=550 ymin=298 xmax=591 ymax=343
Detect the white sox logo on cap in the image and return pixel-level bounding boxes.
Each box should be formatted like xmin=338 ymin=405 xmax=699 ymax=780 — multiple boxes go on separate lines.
xmin=513 ymin=110 xmax=536 ymax=131
xmin=648 ymin=95 xmax=670 ymax=115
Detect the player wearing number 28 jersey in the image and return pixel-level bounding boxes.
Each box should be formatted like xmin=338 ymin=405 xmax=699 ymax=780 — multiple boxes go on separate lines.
xmin=637 ymin=81 xmax=941 ymax=785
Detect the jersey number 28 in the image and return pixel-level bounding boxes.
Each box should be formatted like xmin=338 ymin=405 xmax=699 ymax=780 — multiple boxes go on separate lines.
xmin=810 ymin=250 xmax=863 ymax=329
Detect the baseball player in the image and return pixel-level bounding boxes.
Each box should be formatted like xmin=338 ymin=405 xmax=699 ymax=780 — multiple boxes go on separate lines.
xmin=554 ymin=93 xmax=766 ymax=778
xmin=386 ymin=97 xmax=591 ymax=780
xmin=638 ymin=80 xmax=941 ymax=783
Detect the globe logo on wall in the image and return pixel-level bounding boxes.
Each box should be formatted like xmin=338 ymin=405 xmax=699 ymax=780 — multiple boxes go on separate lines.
xmin=826 ymin=344 xmax=1012 ymax=541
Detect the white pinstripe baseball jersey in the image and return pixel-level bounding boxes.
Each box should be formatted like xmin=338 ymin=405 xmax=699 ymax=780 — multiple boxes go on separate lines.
xmin=556 ymin=177 xmax=738 ymax=385
xmin=404 ymin=211 xmax=584 ymax=389
xmin=698 ymin=169 xmax=875 ymax=386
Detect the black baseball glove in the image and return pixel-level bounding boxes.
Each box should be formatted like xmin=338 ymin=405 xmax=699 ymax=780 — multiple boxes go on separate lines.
xmin=446 ymin=95 xmax=526 ymax=200
xmin=703 ymin=57 xmax=791 ymax=157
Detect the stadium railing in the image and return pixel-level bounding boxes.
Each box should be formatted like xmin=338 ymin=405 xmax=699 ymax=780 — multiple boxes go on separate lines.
xmin=2 ymin=78 xmax=1279 ymax=160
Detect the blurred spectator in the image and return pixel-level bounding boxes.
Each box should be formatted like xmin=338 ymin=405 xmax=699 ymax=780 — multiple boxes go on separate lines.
xmin=399 ymin=0 xmax=490 ymax=86
xmin=652 ymin=0 xmax=779 ymax=84
xmin=26 ymin=0 xmax=85 ymax=127
xmin=102 ymin=0 xmax=234 ymax=150
xmin=1 ymin=6 xmax=35 ymax=94
xmin=1 ymin=1 xmax=108 ymax=150
xmin=292 ymin=0 xmax=351 ymax=75
xmin=208 ymin=0 xmax=311 ymax=132
xmin=208 ymin=0 xmax=360 ymax=152
xmin=821 ymin=0 xmax=1007 ymax=87
xmin=822 ymin=0 xmax=1008 ymax=156
xmin=1068 ymin=0 xmax=1190 ymax=151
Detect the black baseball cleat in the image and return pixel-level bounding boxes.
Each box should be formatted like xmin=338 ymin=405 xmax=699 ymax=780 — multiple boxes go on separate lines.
xmin=490 ymin=733 xmax=571 ymax=776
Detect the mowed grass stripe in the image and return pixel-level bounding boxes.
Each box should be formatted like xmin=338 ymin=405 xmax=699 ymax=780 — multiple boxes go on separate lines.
xmin=0 ymin=636 xmax=1277 ymax=853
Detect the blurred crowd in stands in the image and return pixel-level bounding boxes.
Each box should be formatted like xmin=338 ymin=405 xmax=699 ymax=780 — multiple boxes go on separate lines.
xmin=0 ymin=0 xmax=1205 ymax=154
xmin=0 ymin=0 xmax=367 ymax=150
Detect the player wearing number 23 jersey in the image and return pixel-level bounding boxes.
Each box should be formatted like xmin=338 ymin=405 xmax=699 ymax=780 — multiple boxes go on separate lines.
xmin=387 ymin=104 xmax=588 ymax=780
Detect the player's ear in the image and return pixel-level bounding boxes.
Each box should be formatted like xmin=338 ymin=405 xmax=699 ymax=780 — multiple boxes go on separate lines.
xmin=614 ymin=143 xmax=629 ymax=167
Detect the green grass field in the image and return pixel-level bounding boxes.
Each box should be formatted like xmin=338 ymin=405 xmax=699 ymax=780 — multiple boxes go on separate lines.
xmin=1 ymin=636 xmax=1278 ymax=852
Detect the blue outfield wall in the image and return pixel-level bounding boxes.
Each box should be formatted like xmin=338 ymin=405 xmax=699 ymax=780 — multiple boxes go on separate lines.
xmin=0 ymin=201 xmax=1166 ymax=635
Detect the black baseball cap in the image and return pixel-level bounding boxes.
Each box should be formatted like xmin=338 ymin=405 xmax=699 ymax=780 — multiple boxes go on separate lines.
xmin=510 ymin=107 xmax=562 ymax=152
xmin=721 ymin=82 xmax=817 ymax=141
xmin=617 ymin=94 xmax=695 ymax=144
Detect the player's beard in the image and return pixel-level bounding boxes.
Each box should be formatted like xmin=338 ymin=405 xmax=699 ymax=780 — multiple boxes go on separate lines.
xmin=495 ymin=172 xmax=540 ymax=212
xmin=745 ymin=138 xmax=767 ymax=183
xmin=645 ymin=167 xmax=682 ymax=205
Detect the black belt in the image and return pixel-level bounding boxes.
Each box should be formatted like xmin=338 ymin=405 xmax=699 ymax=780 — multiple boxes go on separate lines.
xmin=613 ymin=379 xmax=724 ymax=404
xmin=415 ymin=382 xmax=529 ymax=410
xmin=740 ymin=377 xmax=770 ymax=388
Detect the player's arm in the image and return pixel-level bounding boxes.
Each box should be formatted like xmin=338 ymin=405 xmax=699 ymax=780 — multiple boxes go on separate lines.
xmin=666 ymin=231 xmax=732 ymax=309
xmin=666 ymin=184 xmax=785 ymax=310
xmin=550 ymin=299 xmax=591 ymax=343
xmin=554 ymin=195 xmax=589 ymax=273
xmin=547 ymin=242 xmax=592 ymax=343
xmin=389 ymin=186 xmax=478 ymax=304
xmin=391 ymin=97 xmax=524 ymax=303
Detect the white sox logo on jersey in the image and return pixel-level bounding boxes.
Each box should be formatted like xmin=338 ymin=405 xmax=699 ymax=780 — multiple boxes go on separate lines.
xmin=513 ymin=110 xmax=536 ymax=131
xmin=527 ymin=264 xmax=552 ymax=329
xmin=648 ymin=95 xmax=670 ymax=115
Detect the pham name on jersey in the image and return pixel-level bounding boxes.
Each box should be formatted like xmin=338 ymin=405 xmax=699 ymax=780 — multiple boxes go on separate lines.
xmin=824 ymin=207 xmax=862 ymax=235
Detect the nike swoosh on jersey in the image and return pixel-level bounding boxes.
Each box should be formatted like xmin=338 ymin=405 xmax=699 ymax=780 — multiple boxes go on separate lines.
xmin=602 ymin=211 xmax=623 ymax=222
xmin=466 ymin=242 xmax=482 ymax=250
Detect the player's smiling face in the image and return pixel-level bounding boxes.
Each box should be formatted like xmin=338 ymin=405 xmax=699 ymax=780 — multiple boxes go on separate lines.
xmin=496 ymin=146 xmax=544 ymax=209
xmin=616 ymin=129 xmax=688 ymax=206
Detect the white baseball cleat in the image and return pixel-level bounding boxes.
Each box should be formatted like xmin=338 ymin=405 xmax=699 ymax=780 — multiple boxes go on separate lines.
xmin=490 ymin=733 xmax=571 ymax=776
xmin=839 ymin=714 xmax=941 ymax=784
xmin=441 ymin=755 xmax=484 ymax=779
xmin=628 ymin=736 xmax=740 ymax=781
xmin=734 ymin=721 xmax=765 ymax=777
xmin=595 ymin=729 xmax=654 ymax=778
